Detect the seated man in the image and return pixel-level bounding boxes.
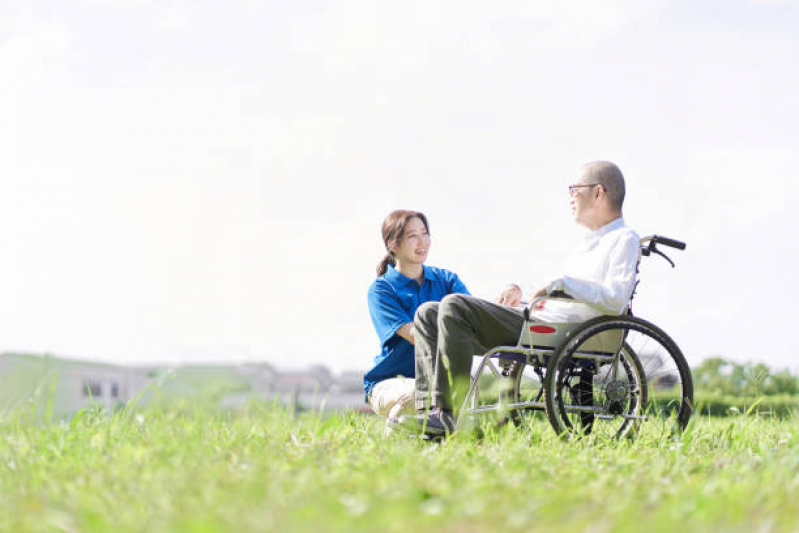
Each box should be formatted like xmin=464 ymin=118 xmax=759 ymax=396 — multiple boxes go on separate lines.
xmin=392 ymin=161 xmax=641 ymax=436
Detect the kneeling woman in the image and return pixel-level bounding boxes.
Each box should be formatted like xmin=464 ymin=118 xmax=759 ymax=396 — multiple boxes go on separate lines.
xmin=365 ymin=210 xmax=469 ymax=423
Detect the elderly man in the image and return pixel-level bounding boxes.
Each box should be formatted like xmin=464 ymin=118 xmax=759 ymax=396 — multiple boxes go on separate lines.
xmin=392 ymin=161 xmax=641 ymax=436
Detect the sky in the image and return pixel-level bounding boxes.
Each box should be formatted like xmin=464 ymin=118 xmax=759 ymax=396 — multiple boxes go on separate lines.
xmin=1 ymin=0 xmax=798 ymax=374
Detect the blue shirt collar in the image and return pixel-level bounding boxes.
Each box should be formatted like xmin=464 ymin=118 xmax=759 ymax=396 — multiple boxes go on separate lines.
xmin=384 ymin=264 xmax=432 ymax=287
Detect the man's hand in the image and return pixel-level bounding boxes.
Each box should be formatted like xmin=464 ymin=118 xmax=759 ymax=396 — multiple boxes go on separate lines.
xmin=526 ymin=284 xmax=549 ymax=311
xmin=496 ymin=284 xmax=523 ymax=307
xmin=531 ymin=285 xmax=548 ymax=299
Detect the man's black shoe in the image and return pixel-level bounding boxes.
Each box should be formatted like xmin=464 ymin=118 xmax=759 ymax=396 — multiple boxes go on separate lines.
xmin=389 ymin=408 xmax=455 ymax=437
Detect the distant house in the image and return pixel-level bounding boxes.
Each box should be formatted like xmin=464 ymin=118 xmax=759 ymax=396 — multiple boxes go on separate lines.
xmin=266 ymin=366 xmax=370 ymax=412
xmin=62 ymin=362 xmax=152 ymax=412
xmin=1 ymin=353 xmax=371 ymax=417
xmin=0 ymin=353 xmax=152 ymax=418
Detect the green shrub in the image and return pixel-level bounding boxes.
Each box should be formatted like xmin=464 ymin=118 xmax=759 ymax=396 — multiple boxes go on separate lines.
xmin=693 ymin=393 xmax=799 ymax=418
xmin=693 ymin=357 xmax=799 ymax=397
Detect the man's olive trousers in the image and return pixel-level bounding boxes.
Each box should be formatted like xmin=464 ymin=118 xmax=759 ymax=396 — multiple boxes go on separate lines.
xmin=413 ymin=294 xmax=526 ymax=412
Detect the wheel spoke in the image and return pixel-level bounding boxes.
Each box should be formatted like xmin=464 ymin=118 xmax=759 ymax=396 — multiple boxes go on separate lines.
xmin=544 ymin=315 xmax=693 ymax=439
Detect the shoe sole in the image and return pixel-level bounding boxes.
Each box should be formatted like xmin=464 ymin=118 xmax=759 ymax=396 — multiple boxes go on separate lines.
xmin=388 ymin=418 xmax=453 ymax=437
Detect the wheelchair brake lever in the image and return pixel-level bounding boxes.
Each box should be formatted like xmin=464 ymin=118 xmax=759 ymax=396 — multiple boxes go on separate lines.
xmin=652 ymin=247 xmax=675 ymax=268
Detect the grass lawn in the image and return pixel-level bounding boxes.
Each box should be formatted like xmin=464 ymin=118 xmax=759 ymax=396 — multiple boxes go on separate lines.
xmin=2 ymin=402 xmax=798 ymax=532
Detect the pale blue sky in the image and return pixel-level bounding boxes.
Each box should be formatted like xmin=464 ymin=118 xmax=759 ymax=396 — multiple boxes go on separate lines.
xmin=1 ymin=0 xmax=798 ymax=372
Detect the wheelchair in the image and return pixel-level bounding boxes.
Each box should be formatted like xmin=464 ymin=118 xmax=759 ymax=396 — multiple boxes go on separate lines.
xmin=456 ymin=235 xmax=694 ymax=439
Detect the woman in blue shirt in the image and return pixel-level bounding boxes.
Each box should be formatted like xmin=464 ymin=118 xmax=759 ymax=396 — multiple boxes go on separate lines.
xmin=365 ymin=210 xmax=469 ymax=423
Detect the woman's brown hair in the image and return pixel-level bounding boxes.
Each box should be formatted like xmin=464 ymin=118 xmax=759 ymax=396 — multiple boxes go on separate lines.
xmin=376 ymin=210 xmax=430 ymax=277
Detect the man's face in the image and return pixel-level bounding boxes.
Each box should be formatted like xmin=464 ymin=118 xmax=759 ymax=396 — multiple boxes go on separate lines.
xmin=569 ymin=172 xmax=599 ymax=227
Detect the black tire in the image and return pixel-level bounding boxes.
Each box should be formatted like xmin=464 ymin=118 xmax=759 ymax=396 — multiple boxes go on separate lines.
xmin=544 ymin=315 xmax=692 ymax=439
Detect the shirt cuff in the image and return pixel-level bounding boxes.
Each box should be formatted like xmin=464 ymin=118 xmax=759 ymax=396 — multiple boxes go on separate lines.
xmin=545 ymin=278 xmax=564 ymax=295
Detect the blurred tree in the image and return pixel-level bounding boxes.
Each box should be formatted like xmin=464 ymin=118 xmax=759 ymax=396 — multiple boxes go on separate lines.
xmin=693 ymin=357 xmax=799 ymax=396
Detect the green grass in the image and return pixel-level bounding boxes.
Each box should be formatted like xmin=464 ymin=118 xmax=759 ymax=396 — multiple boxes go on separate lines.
xmin=2 ymin=403 xmax=799 ymax=532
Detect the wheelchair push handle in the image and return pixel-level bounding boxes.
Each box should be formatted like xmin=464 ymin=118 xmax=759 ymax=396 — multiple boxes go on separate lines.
xmin=653 ymin=235 xmax=686 ymax=250
xmin=641 ymin=234 xmax=686 ymax=268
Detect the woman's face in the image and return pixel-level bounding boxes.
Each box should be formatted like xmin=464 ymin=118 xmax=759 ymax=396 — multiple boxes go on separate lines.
xmin=392 ymin=217 xmax=431 ymax=266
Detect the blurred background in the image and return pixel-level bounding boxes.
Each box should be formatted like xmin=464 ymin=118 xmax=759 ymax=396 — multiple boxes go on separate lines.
xmin=1 ymin=0 xmax=797 ymax=396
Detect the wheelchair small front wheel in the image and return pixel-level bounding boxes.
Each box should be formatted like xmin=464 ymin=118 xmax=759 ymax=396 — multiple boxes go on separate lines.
xmin=544 ymin=315 xmax=693 ymax=439
xmin=497 ymin=359 xmax=545 ymax=427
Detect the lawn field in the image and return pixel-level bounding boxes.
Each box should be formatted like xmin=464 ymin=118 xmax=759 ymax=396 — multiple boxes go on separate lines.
xmin=2 ymin=403 xmax=799 ymax=533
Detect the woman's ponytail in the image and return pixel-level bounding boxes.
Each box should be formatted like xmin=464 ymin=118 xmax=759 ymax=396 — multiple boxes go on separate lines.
xmin=376 ymin=253 xmax=395 ymax=277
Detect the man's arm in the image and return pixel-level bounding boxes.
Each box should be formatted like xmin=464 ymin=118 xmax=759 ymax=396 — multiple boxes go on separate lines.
xmin=545 ymin=236 xmax=639 ymax=315
xmin=497 ymin=283 xmax=550 ymax=307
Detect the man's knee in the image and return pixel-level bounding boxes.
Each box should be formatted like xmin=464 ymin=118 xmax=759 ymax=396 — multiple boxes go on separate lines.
xmin=414 ymin=301 xmax=439 ymax=326
xmin=440 ymin=293 xmax=471 ymax=317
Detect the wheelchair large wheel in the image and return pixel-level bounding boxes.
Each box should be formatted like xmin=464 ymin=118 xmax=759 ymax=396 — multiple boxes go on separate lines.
xmin=544 ymin=315 xmax=693 ymax=439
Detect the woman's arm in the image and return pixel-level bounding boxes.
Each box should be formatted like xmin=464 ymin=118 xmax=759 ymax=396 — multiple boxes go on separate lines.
xmin=396 ymin=323 xmax=415 ymax=345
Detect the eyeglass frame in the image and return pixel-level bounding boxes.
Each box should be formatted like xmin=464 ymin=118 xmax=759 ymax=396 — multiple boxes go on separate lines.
xmin=568 ymin=183 xmax=603 ymax=197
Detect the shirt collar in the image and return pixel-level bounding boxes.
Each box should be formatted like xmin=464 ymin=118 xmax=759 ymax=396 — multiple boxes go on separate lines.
xmin=385 ymin=265 xmax=433 ymax=286
xmin=585 ymin=216 xmax=625 ymax=243
xmin=385 ymin=264 xmax=430 ymax=287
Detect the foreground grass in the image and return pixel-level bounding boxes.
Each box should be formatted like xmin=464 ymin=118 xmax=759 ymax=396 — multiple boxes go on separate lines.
xmin=1 ymin=403 xmax=799 ymax=533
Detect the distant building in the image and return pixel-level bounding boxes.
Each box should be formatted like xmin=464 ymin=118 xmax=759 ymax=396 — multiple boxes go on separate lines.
xmin=0 ymin=353 xmax=152 ymax=418
xmin=0 ymin=352 xmax=370 ymax=417
xmin=267 ymin=366 xmax=370 ymax=413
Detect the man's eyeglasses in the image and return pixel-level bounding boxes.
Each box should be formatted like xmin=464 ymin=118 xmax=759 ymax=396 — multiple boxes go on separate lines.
xmin=568 ymin=183 xmax=601 ymax=197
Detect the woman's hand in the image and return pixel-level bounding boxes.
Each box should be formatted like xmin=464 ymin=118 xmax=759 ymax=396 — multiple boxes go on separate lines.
xmin=495 ymin=284 xmax=523 ymax=307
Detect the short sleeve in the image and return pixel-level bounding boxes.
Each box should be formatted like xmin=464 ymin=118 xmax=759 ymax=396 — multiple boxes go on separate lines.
xmin=445 ymin=271 xmax=470 ymax=296
xmin=367 ymin=282 xmax=414 ymax=346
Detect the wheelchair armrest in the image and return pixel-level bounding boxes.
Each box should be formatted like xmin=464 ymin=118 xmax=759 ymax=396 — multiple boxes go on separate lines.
xmin=547 ymin=290 xmax=573 ymax=300
xmin=524 ymin=291 xmax=576 ymax=320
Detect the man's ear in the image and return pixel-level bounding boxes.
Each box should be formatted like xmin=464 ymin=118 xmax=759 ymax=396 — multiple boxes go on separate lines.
xmin=595 ymin=184 xmax=605 ymax=200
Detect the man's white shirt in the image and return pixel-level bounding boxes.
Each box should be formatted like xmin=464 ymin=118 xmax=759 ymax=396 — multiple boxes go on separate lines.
xmin=532 ymin=217 xmax=640 ymax=324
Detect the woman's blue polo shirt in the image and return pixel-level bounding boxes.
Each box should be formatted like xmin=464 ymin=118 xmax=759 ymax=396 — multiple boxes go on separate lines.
xmin=364 ymin=264 xmax=469 ymax=400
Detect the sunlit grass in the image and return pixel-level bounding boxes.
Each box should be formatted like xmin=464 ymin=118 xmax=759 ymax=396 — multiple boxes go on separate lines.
xmin=2 ymin=402 xmax=798 ymax=532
